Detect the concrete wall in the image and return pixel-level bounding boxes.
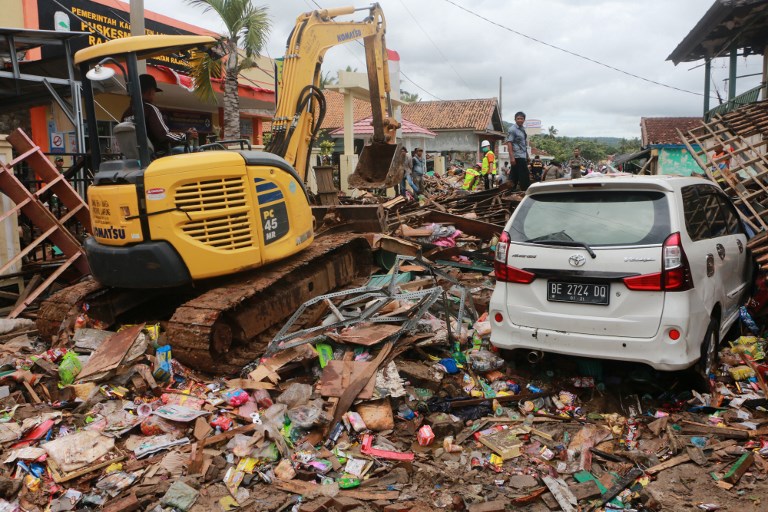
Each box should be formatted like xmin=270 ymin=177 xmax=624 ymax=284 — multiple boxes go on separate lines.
xmin=430 ymin=130 xmax=476 ymax=153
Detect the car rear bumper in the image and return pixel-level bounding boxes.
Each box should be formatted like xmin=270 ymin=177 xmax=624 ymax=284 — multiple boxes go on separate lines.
xmin=489 ymin=315 xmax=702 ymax=371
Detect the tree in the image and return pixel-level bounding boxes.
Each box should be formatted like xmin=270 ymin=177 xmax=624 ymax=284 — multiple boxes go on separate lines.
xmin=400 ymin=89 xmax=420 ymax=103
xmin=186 ymin=0 xmax=270 ymax=140
xmin=319 ymin=70 xmax=337 ymax=90
xmin=547 ymin=125 xmax=558 ymax=138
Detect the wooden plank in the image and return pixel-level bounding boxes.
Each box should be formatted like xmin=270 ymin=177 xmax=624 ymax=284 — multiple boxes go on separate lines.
xmin=76 ymin=324 xmax=144 ymax=381
xmin=646 ymin=440 xmax=735 ymax=475
xmin=102 ymin=493 xmax=140 ymax=512
xmin=331 ymin=342 xmax=392 ymax=428
xmin=541 ymin=475 xmax=577 ymax=512
xmin=201 ymin=423 xmax=259 ymax=447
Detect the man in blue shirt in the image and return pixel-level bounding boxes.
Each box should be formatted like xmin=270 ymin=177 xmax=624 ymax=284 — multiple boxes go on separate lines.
xmin=505 ymin=111 xmax=529 ymax=191
xmin=412 ymin=148 xmax=426 ymax=194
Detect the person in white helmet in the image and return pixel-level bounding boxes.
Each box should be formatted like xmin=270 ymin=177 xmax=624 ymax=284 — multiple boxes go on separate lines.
xmin=505 ymin=111 xmax=529 ymax=191
xmin=480 ymin=140 xmax=497 ymax=189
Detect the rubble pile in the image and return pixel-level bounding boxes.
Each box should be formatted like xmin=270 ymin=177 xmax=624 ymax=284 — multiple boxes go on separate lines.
xmin=0 ymin=260 xmax=766 ymax=511
xmin=1 ymin=190 xmax=768 ymax=511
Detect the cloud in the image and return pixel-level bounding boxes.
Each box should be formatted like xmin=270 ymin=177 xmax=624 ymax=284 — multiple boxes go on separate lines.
xmin=144 ymin=0 xmax=763 ymax=138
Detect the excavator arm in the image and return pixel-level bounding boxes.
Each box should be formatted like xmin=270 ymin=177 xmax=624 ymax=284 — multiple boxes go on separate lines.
xmin=265 ymin=4 xmax=400 ymax=186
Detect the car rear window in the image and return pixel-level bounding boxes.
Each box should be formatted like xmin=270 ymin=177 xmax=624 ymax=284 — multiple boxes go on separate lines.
xmin=508 ymin=190 xmax=671 ymax=247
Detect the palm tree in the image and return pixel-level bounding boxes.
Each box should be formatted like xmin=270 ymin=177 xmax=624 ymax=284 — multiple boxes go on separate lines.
xmin=319 ymin=70 xmax=337 ymax=90
xmin=186 ymin=0 xmax=270 ymax=139
xmin=400 ymin=90 xmax=420 ymax=103
xmin=547 ymin=125 xmax=558 ymax=138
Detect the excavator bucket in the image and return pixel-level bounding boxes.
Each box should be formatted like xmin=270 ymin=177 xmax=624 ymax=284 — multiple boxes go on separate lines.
xmin=348 ymin=141 xmax=403 ymax=189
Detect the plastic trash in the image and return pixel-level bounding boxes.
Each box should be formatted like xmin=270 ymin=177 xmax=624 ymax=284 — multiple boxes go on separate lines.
xmin=287 ymin=400 xmax=328 ymax=429
xmin=153 ymin=345 xmax=173 ymax=382
xmin=468 ymin=350 xmax=505 ymax=373
xmin=58 ymin=351 xmax=82 ymax=386
xmin=223 ymin=388 xmax=250 ymax=406
xmin=277 ymin=383 xmax=312 ymax=409
xmin=252 ymin=388 xmax=274 ymax=409
xmin=417 ymin=425 xmax=435 ymax=446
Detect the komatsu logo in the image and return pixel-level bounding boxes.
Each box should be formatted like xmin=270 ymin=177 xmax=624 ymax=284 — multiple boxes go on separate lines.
xmin=94 ymin=226 xmax=126 ymax=240
xmin=337 ymin=29 xmax=362 ymax=42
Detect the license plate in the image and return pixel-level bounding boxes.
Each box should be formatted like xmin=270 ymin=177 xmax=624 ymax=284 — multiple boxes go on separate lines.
xmin=547 ymin=281 xmax=610 ymax=305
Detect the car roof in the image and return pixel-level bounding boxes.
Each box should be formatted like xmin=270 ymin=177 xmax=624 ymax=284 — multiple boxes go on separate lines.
xmin=526 ymin=173 xmax=716 ymax=194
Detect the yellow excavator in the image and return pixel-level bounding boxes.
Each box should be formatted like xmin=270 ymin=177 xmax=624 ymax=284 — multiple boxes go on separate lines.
xmin=37 ymin=4 xmax=402 ymax=373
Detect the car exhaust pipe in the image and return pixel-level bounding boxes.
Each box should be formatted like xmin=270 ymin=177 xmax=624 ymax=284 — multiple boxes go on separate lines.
xmin=527 ymin=350 xmax=544 ymax=364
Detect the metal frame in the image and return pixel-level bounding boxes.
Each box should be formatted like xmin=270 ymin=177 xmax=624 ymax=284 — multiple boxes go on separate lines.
xmin=262 ymin=255 xmax=478 ymax=357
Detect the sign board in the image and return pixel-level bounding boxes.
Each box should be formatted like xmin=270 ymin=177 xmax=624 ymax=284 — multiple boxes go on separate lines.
xmin=164 ymin=110 xmax=213 ymax=133
xmin=523 ymin=119 xmax=542 ymax=129
xmin=50 ymin=132 xmax=65 ymax=152
xmin=37 ymin=0 xmax=196 ymax=72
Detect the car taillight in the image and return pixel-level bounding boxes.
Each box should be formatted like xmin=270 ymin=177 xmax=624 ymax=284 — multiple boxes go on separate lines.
xmin=494 ymin=231 xmax=536 ymax=284
xmin=622 ymin=232 xmax=693 ymax=292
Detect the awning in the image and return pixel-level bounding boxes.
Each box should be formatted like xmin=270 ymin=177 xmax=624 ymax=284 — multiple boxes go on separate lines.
xmin=613 ymin=148 xmax=651 ymax=166
xmin=330 ymin=116 xmax=436 ymax=138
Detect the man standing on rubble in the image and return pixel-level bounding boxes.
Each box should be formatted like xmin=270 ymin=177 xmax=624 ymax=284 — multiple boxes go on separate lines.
xmin=400 ymin=146 xmax=419 ymax=198
xmin=412 ymin=148 xmax=426 ymax=196
xmin=505 ymin=111 xmax=529 ymax=191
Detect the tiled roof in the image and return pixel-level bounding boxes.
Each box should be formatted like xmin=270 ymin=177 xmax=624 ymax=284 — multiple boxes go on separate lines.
xmin=640 ymin=117 xmax=703 ymax=145
xmin=329 ymin=117 xmax=436 ymax=137
xmin=320 ymin=90 xmax=372 ymax=130
xmin=530 ymin=147 xmax=553 ymax=157
xmin=402 ymin=99 xmax=498 ymax=131
xmin=319 ymin=91 xmax=499 ymax=133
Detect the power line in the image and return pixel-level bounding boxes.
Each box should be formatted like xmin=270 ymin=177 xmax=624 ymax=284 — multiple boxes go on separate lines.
xmin=400 ymin=70 xmax=443 ymax=101
xmin=397 ymin=0 xmax=470 ymax=90
xmin=307 ymin=1 xmax=442 ymax=101
xmin=441 ymin=0 xmax=707 ymax=98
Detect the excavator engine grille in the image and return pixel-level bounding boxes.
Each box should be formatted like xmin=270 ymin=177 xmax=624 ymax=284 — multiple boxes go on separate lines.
xmin=175 ymin=178 xmax=252 ymax=249
xmin=174 ymin=177 xmax=247 ymax=212
xmin=181 ymin=212 xmax=253 ymax=250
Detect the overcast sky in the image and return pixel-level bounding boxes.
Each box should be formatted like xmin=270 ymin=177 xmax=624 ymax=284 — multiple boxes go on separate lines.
xmin=143 ymin=0 xmax=763 ymax=138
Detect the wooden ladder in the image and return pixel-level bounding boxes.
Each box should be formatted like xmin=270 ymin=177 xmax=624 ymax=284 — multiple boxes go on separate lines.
xmin=0 ymin=128 xmax=90 ymax=318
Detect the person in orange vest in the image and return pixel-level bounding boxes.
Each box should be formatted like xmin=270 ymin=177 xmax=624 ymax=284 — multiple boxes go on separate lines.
xmin=463 ymin=163 xmax=482 ymax=191
xmin=480 ymin=140 xmax=497 ymax=189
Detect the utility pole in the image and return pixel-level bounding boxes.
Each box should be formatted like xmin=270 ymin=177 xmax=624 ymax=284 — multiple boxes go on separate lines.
xmin=498 ymin=76 xmax=503 ymax=127
xmin=130 ymin=0 xmax=146 ymax=73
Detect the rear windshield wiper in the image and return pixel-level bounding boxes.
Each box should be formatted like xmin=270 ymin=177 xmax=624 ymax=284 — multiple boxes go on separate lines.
xmin=527 ymin=239 xmax=597 ymax=259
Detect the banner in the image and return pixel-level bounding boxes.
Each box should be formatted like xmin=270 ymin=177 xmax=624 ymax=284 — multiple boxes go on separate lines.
xmin=37 ymin=0 xmax=197 ymax=72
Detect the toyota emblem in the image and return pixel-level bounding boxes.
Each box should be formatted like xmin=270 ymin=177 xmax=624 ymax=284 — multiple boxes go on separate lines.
xmin=568 ymin=254 xmax=586 ymax=267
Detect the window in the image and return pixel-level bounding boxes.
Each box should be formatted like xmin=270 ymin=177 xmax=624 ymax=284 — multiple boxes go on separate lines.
xmin=682 ymin=186 xmax=711 ymax=241
xmin=702 ymin=192 xmax=727 ymax=238
xmin=508 ymin=190 xmax=671 ymax=246
xmin=717 ymin=195 xmax=743 ymax=235
xmin=682 ymin=185 xmax=739 ymax=240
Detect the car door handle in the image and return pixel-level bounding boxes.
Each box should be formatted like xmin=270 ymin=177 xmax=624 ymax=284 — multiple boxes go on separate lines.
xmin=706 ymin=254 xmax=715 ymax=276
xmin=716 ymin=243 xmax=725 ymax=260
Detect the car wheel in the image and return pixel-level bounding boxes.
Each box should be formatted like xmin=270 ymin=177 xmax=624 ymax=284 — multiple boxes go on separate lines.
xmin=699 ymin=317 xmax=720 ymax=380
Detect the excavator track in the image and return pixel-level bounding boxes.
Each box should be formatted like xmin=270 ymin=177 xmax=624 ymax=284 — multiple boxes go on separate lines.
xmin=36 ymin=234 xmax=372 ymax=375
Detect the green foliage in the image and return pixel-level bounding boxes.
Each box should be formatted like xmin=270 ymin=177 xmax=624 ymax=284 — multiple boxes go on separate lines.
xmin=400 ymin=90 xmax=420 ymax=103
xmin=319 ymin=139 xmax=335 ymax=157
xmin=530 ymin=131 xmax=641 ymax=163
xmin=186 ymin=0 xmax=270 ymax=100
xmin=320 ymin=70 xmax=336 ymax=90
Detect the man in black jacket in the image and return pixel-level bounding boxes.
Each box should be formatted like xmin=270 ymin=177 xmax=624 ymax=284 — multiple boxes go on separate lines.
xmin=121 ymin=74 xmax=195 ymax=155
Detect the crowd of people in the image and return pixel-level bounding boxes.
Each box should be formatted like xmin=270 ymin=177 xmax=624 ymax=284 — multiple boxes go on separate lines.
xmin=393 ymin=110 xmax=625 ymax=199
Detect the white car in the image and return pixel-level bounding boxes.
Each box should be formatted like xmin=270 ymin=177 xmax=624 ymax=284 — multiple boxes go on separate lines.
xmin=489 ymin=175 xmax=751 ymax=374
